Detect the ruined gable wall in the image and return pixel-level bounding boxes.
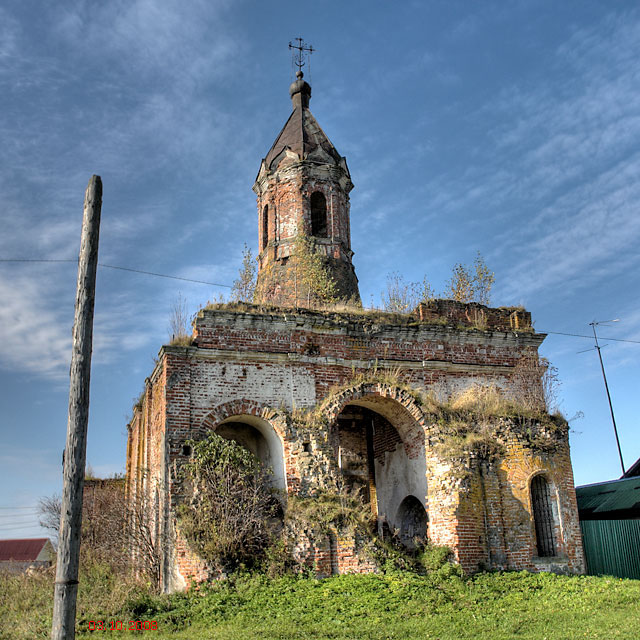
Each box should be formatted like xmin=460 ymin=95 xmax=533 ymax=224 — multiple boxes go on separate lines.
xmin=427 ymin=422 xmax=585 ymax=575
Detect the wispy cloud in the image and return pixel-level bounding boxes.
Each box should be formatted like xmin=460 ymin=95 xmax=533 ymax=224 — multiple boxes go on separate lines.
xmin=0 ymin=1 xmax=249 ymax=380
xmin=399 ymin=12 xmax=640 ymax=306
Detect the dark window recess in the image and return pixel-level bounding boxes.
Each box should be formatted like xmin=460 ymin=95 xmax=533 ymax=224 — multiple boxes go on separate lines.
xmin=303 ymin=442 xmax=311 ymax=453
xmin=531 ymin=475 xmax=556 ymax=557
xmin=182 ymin=445 xmax=192 ymax=457
xmin=310 ymin=192 xmax=328 ymax=238
xmin=262 ymin=205 xmax=269 ymax=250
xmin=303 ymin=342 xmax=320 ymax=356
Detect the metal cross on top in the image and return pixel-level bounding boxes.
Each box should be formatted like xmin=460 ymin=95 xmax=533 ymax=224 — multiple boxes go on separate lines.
xmin=289 ymin=37 xmax=315 ymax=71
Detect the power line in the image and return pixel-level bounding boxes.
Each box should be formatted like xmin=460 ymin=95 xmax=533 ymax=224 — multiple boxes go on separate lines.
xmin=0 ymin=258 xmax=233 ymax=288
xmin=2 ymin=259 xmax=640 ymax=343
xmin=0 ymin=523 xmax=44 ymax=532
xmin=98 ymin=263 xmax=232 ymax=288
xmin=541 ymin=330 xmax=640 ymax=345
xmin=0 ymin=506 xmax=40 ymax=510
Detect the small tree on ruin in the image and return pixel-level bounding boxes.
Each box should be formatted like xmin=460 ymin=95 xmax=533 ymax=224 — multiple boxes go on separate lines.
xmin=169 ymin=292 xmax=191 ymax=345
xmin=444 ymin=262 xmax=475 ymax=303
xmin=472 ymin=252 xmax=495 ymax=306
xmin=381 ymin=273 xmax=434 ymax=313
xmin=231 ymin=243 xmax=257 ymax=303
xmin=293 ymin=234 xmax=338 ymax=308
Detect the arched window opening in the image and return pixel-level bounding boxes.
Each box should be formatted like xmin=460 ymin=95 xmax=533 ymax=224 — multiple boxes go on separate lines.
xmin=396 ymin=495 xmax=428 ymax=549
xmin=310 ymin=192 xmax=328 ymax=238
xmin=262 ymin=205 xmax=269 ymax=251
xmin=531 ymin=475 xmax=556 ymax=557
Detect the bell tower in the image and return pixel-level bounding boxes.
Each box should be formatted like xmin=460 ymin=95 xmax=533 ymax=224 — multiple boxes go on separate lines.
xmin=253 ymin=68 xmax=360 ymax=307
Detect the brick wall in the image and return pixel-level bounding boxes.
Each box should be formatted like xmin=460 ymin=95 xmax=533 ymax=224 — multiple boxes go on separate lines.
xmin=126 ymin=304 xmax=584 ymax=590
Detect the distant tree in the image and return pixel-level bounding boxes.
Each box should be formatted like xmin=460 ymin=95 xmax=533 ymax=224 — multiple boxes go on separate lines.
xmin=231 ymin=244 xmax=257 ymax=303
xmin=38 ymin=476 xmax=162 ymax=590
xmin=38 ymin=493 xmax=61 ymax=545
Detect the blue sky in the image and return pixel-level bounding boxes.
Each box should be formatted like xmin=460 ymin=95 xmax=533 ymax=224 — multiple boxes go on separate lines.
xmin=1 ymin=1 xmax=639 ymax=539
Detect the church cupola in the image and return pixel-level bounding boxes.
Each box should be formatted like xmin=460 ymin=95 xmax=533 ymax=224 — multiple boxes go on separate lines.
xmin=253 ymin=68 xmax=360 ymax=307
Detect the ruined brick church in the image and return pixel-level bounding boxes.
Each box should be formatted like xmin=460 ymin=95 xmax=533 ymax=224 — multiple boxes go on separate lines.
xmin=126 ymin=68 xmax=585 ymax=591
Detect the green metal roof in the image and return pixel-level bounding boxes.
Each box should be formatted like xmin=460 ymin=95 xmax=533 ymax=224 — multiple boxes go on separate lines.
xmin=576 ymin=476 xmax=640 ymax=517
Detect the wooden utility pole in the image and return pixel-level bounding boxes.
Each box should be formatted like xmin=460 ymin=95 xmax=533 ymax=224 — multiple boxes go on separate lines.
xmin=52 ymin=175 xmax=102 ymax=640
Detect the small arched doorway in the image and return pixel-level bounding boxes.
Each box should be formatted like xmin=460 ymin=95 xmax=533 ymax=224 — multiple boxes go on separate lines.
xmin=396 ymin=495 xmax=428 ymax=549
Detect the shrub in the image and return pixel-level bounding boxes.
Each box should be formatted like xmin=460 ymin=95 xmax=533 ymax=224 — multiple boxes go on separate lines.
xmin=285 ymin=489 xmax=374 ymax=535
xmin=177 ymin=433 xmax=281 ymax=573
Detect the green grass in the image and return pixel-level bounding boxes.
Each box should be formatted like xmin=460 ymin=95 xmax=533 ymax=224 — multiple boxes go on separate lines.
xmin=3 ymin=565 xmax=639 ymax=640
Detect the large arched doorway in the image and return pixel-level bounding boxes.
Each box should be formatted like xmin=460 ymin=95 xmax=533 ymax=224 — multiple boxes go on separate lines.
xmin=215 ymin=414 xmax=287 ymax=492
xmin=331 ymin=401 xmax=428 ymax=540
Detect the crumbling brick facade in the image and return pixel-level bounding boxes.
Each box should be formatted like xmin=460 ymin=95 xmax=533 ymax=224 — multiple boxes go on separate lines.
xmin=125 ymin=72 xmax=584 ymax=591
xmin=127 ymin=305 xmax=585 ymax=590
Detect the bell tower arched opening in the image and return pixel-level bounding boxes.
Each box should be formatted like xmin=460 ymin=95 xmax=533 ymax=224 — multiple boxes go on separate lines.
xmin=261 ymin=205 xmax=269 ymax=252
xmin=310 ymin=191 xmax=328 ymax=238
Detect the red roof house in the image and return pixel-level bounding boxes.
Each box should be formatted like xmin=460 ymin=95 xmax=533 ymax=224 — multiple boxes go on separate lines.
xmin=0 ymin=538 xmax=55 ymax=573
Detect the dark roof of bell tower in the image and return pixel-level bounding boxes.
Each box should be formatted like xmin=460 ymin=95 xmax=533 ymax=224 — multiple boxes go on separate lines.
xmin=263 ymin=71 xmax=344 ymax=171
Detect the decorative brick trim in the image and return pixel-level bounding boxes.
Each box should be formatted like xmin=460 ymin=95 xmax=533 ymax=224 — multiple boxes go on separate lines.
xmin=200 ymin=399 xmax=287 ymax=442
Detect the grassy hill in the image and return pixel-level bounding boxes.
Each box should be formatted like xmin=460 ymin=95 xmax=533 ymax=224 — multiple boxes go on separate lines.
xmin=2 ymin=562 xmax=639 ymax=640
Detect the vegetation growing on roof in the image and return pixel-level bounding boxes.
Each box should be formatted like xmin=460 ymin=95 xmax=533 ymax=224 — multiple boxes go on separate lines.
xmin=230 ymin=244 xmax=256 ymax=303
xmin=380 ymin=252 xmax=496 ymax=312
xmin=195 ymin=298 xmax=534 ymax=336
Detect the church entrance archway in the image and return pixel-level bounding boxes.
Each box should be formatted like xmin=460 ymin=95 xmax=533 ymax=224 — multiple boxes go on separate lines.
xmin=331 ymin=399 xmax=428 ymax=539
xmin=214 ymin=414 xmax=287 ymax=492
